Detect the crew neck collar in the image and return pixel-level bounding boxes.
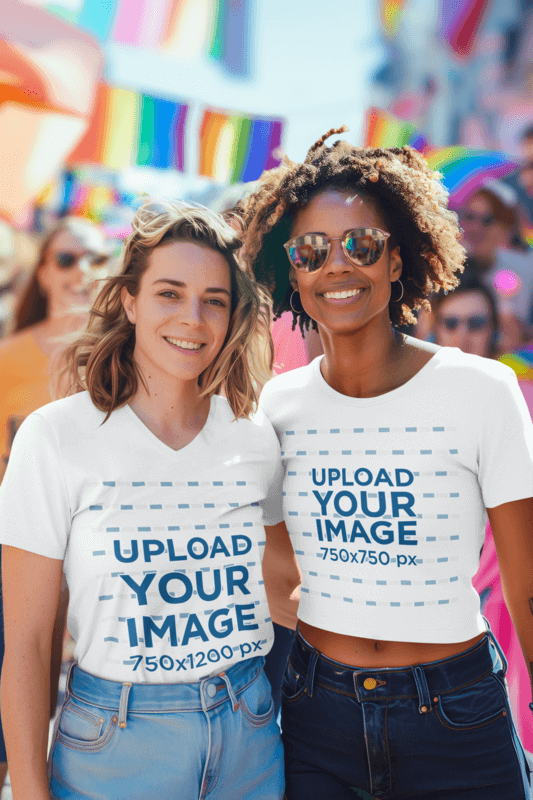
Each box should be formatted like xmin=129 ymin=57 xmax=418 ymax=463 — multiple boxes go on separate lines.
xmin=311 ymin=346 xmax=456 ymax=406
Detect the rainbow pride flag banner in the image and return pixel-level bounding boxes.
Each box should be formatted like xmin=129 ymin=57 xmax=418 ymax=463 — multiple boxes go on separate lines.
xmin=499 ymin=347 xmax=533 ymax=384
xmin=199 ymin=110 xmax=283 ymax=183
xmin=381 ymin=0 xmax=407 ymax=37
xmin=68 ymin=83 xmax=188 ymax=171
xmin=439 ymin=0 xmax=490 ymax=58
xmin=47 ymin=0 xmax=252 ymax=77
xmin=424 ymin=148 xmax=518 ymax=207
xmin=365 ymin=108 xmax=430 ymax=152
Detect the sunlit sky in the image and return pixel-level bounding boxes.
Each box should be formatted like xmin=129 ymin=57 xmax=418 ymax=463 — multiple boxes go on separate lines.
xmin=104 ymin=0 xmax=384 ymax=195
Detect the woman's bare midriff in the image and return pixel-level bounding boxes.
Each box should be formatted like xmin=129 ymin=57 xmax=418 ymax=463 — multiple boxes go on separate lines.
xmin=298 ymin=620 xmax=486 ymax=668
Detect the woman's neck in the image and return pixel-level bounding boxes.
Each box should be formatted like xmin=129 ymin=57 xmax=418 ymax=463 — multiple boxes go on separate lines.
xmin=319 ymin=317 xmax=408 ymax=399
xmin=127 ymin=358 xmax=211 ymax=451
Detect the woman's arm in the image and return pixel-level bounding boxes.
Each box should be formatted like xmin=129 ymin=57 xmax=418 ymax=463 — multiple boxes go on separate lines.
xmin=263 ymin=521 xmax=302 ymax=630
xmin=488 ymin=496 xmax=533 ymax=698
xmin=2 ymin=545 xmax=64 ymax=799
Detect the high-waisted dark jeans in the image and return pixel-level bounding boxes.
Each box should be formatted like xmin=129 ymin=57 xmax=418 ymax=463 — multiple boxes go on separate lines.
xmin=281 ymin=625 xmax=531 ymax=800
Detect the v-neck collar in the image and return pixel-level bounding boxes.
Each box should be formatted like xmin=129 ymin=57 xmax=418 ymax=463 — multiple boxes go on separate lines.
xmin=121 ymin=397 xmax=217 ymax=460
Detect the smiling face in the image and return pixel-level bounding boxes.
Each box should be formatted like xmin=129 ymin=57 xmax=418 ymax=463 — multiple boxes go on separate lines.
xmin=37 ymin=226 xmax=110 ymax=316
xmin=121 ymin=240 xmax=232 ymax=387
xmin=289 ymin=190 xmax=402 ymax=336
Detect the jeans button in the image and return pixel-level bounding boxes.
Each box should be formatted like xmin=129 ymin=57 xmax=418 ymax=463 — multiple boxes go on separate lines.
xmin=207 ymin=683 xmax=217 ymax=698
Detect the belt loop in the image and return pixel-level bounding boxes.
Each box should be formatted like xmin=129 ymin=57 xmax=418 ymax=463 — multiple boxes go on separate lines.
xmin=412 ymin=666 xmax=432 ymax=714
xmin=304 ymin=650 xmax=319 ymax=698
xmin=219 ymin=671 xmax=240 ymax=712
xmin=483 ymin=616 xmax=508 ymax=676
xmin=65 ymin=660 xmax=76 ymax=702
xmin=118 ymin=682 xmax=132 ymax=728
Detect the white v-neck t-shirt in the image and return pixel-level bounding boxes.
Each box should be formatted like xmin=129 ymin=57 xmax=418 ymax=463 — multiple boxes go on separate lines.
xmin=258 ymin=346 xmax=533 ymax=644
xmin=0 ymin=391 xmax=284 ymax=683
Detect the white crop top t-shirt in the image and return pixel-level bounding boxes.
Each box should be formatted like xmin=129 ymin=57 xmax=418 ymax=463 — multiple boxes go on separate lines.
xmin=258 ymin=346 xmax=533 ymax=644
xmin=0 ymin=392 xmax=284 ymax=683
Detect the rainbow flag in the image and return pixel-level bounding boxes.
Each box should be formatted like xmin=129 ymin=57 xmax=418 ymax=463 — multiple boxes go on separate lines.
xmin=199 ymin=110 xmax=282 ymax=183
xmin=424 ymin=148 xmax=518 ymax=207
xmin=68 ymin=82 xmax=188 ymax=171
xmin=365 ymin=108 xmax=430 ymax=152
xmin=47 ymin=0 xmax=252 ymax=77
xmin=499 ymin=347 xmax=533 ymax=384
xmin=381 ymin=0 xmax=406 ymax=37
xmin=439 ymin=0 xmax=490 ymax=58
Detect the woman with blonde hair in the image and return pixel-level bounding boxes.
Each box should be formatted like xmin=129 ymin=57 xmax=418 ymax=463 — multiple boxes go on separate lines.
xmin=0 ymin=201 xmax=285 ymax=799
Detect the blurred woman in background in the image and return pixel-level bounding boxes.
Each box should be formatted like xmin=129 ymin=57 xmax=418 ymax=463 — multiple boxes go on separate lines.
xmin=0 ymin=216 xmax=111 ymax=792
xmin=459 ymin=180 xmax=533 ymax=349
xmin=431 ymin=274 xmax=533 ymax=755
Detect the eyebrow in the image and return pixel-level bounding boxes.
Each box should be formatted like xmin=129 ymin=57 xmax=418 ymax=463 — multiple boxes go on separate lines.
xmin=153 ymin=279 xmax=230 ymax=296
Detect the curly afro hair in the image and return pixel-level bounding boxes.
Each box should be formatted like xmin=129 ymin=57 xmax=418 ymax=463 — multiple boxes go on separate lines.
xmin=241 ymin=126 xmax=466 ymax=334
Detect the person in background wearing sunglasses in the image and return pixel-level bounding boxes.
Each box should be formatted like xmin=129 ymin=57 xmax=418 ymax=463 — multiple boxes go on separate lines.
xmin=0 ymin=216 xmax=111 ymax=795
xmin=241 ymin=127 xmax=533 ymax=799
xmin=459 ymin=181 xmax=533 ymax=348
xmin=431 ymin=269 xmax=500 ymax=359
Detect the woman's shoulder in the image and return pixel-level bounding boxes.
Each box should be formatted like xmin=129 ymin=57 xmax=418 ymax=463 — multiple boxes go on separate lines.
xmin=29 ymin=391 xmax=105 ymax=433
xmin=406 ymin=338 xmax=517 ymax=387
xmin=211 ymin=395 xmax=281 ymax=454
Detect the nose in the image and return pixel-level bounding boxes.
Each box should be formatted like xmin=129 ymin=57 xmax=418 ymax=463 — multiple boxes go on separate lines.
xmin=325 ymin=238 xmax=355 ymax=275
xmin=179 ymin=297 xmax=203 ymax=327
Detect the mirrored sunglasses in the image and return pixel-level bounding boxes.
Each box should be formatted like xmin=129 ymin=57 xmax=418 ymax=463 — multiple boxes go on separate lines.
xmin=55 ymin=251 xmax=109 ymax=270
xmin=439 ymin=315 xmax=490 ymax=332
xmin=283 ymin=228 xmax=390 ymax=273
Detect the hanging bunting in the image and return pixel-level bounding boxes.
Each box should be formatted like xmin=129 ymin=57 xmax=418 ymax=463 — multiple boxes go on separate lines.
xmin=45 ymin=0 xmax=252 ymax=77
xmin=438 ymin=0 xmax=490 ymax=58
xmin=209 ymin=0 xmax=252 ymax=77
xmin=68 ymin=82 xmax=188 ymax=171
xmin=199 ymin=109 xmax=283 ymax=184
xmin=161 ymin=0 xmax=216 ymax=59
xmin=365 ymin=108 xmax=430 ymax=152
xmin=381 ymin=0 xmax=407 ymax=38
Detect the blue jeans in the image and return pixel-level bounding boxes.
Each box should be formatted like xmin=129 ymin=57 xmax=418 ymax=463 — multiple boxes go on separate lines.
xmin=49 ymin=657 xmax=284 ymax=800
xmin=281 ymin=626 xmax=531 ymax=799
xmin=264 ymin=622 xmax=295 ymax=719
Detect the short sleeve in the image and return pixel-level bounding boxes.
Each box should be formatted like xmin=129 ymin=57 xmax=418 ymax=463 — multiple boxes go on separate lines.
xmin=0 ymin=411 xmax=71 ymax=559
xmin=478 ymin=370 xmax=533 ymax=508
xmin=260 ymin=451 xmax=284 ymax=526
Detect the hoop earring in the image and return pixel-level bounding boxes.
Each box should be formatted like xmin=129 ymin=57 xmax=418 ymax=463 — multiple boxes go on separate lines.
xmin=290 ymin=290 xmax=303 ymax=314
xmin=391 ymin=279 xmax=404 ymax=302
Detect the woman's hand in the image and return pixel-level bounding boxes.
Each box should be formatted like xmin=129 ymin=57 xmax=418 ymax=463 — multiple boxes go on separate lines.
xmin=488 ymin=496 xmax=533 ymax=698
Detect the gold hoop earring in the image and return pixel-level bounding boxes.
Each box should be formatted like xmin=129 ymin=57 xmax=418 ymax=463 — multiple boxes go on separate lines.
xmin=290 ymin=290 xmax=303 ymax=314
xmin=392 ymin=279 xmax=404 ymax=302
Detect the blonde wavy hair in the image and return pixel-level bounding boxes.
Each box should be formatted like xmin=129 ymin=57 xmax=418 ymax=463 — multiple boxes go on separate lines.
xmin=63 ymin=201 xmax=273 ymax=420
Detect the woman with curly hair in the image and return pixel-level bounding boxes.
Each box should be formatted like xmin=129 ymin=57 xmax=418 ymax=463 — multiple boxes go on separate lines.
xmin=243 ymin=128 xmax=533 ymax=799
xmin=0 ymin=202 xmax=285 ymax=800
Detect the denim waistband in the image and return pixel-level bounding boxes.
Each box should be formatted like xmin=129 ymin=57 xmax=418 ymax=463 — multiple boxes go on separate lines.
xmin=291 ymin=627 xmax=504 ymax=710
xmin=68 ymin=656 xmax=264 ymax=720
